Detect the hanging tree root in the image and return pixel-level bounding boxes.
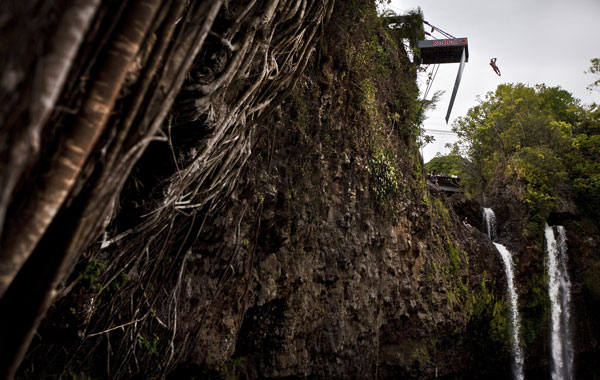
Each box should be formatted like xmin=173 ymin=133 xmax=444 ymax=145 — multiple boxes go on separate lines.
xmin=0 ymin=0 xmax=334 ymax=378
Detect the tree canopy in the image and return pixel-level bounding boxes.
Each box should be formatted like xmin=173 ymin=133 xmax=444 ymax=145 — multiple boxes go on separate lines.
xmin=450 ymin=64 xmax=600 ymax=230
xmin=425 ymin=154 xmax=463 ymax=176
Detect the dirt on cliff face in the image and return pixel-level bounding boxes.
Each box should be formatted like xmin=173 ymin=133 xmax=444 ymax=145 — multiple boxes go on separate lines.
xmin=15 ymin=1 xmax=512 ymax=379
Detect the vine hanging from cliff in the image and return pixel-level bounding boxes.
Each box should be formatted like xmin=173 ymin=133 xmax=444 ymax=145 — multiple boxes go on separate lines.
xmin=0 ymin=1 xmax=334 ymax=378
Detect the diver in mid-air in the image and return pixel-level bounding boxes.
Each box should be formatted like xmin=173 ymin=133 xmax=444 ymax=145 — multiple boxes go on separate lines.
xmin=490 ymin=58 xmax=501 ymax=76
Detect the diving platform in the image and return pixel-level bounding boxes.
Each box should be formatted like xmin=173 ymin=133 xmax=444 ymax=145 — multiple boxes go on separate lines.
xmin=417 ymin=38 xmax=469 ymax=65
xmin=417 ymin=37 xmax=469 ymax=123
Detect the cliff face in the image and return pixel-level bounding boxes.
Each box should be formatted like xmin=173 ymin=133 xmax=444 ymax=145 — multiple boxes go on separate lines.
xmin=12 ymin=1 xmax=515 ymax=379
xmin=161 ymin=3 xmax=510 ymax=378
xmin=564 ymin=219 xmax=600 ymax=379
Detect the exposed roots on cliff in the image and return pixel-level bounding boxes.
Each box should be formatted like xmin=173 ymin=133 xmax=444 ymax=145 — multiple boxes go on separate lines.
xmin=0 ymin=1 xmax=334 ymax=378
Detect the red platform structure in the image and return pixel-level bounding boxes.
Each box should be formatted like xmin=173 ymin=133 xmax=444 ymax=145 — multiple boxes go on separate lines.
xmin=417 ymin=37 xmax=469 ymax=123
xmin=418 ymin=38 xmax=468 ymax=65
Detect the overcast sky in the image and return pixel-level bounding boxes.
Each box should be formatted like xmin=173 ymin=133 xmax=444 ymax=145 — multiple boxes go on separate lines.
xmin=386 ymin=0 xmax=600 ymax=162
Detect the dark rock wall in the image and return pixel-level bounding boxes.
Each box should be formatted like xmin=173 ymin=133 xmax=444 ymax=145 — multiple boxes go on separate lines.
xmin=167 ymin=2 xmax=510 ymax=378
xmin=561 ymin=220 xmax=600 ymax=380
xmin=175 ymin=85 xmax=509 ymax=379
xmin=17 ymin=1 xmax=519 ymax=379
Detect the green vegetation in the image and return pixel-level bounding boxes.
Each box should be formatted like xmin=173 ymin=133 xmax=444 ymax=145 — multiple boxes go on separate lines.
xmin=583 ymin=262 xmax=600 ymax=301
xmin=381 ymin=7 xmax=425 ymax=53
xmin=434 ymin=58 xmax=600 ymax=352
xmin=79 ymin=257 xmax=130 ymax=306
xmin=520 ymin=270 xmax=550 ymax=346
xmin=409 ymin=344 xmax=431 ymax=365
xmin=342 ymin=1 xmax=430 ymax=207
xmin=426 ymin=197 xmax=483 ymax=323
xmin=426 ymin=193 xmax=511 ymax=348
xmin=424 ymin=154 xmax=463 ymax=176
xmin=445 ymin=239 xmax=462 ymax=273
xmin=449 ymin=61 xmax=600 ymax=228
xmin=368 ymin=147 xmax=399 ymax=203
xmin=567 ymin=102 xmax=600 ymax=221
xmin=97 ymin=271 xmax=130 ymax=305
xmin=137 ymin=333 xmax=159 ymax=354
xmin=489 ymin=299 xmax=510 ymax=344
xmin=69 ymin=371 xmax=93 ymax=380
xmin=468 ymin=277 xmax=510 ymax=347
xmin=585 ymin=58 xmax=600 ymax=92
xmin=431 ymin=197 xmax=450 ymax=227
xmin=80 ymin=259 xmax=106 ymax=291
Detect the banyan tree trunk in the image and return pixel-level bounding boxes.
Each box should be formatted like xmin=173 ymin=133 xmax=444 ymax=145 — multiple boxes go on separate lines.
xmin=0 ymin=0 xmax=333 ymax=378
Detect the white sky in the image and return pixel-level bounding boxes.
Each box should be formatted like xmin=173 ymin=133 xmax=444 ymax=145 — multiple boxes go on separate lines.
xmin=387 ymin=0 xmax=600 ymax=162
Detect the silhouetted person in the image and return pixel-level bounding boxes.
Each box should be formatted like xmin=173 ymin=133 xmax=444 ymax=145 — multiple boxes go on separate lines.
xmin=490 ymin=58 xmax=501 ymax=76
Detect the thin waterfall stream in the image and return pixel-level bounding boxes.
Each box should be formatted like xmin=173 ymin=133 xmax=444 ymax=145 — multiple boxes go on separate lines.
xmin=483 ymin=208 xmax=524 ymax=380
xmin=545 ymin=224 xmax=574 ymax=380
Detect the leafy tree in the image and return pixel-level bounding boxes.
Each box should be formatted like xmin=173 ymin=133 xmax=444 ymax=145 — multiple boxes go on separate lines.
xmin=425 ymin=154 xmax=463 ymax=176
xmin=585 ymin=58 xmax=600 ymax=93
xmin=450 ymin=83 xmax=591 ymax=230
xmin=567 ymin=103 xmax=600 ymax=220
xmin=564 ymin=60 xmax=600 ymax=221
xmin=508 ymin=145 xmax=567 ymax=230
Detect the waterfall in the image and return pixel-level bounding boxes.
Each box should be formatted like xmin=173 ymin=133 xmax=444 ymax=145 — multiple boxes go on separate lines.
xmin=557 ymin=226 xmax=574 ymax=380
xmin=545 ymin=224 xmax=574 ymax=380
xmin=483 ymin=207 xmax=496 ymax=240
xmin=494 ymin=243 xmax=525 ymax=380
xmin=483 ymin=208 xmax=524 ymax=380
